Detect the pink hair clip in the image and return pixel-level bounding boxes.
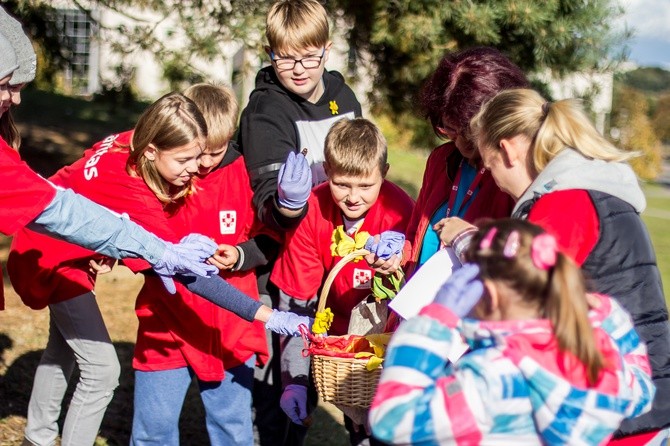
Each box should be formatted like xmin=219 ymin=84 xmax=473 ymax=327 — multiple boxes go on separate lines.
xmin=531 ymin=233 xmax=558 ymax=270
xmin=503 ymin=230 xmax=520 ymax=258
xmin=479 ymin=227 xmax=497 ymax=250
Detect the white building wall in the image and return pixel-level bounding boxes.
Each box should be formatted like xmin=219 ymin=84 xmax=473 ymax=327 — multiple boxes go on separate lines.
xmin=95 ymin=8 xmax=241 ymax=100
xmin=541 ymin=71 xmax=614 ymax=134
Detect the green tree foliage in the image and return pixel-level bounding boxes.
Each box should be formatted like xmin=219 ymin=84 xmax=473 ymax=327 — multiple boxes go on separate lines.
xmin=332 ymin=0 xmax=629 ymax=113
xmin=611 ymin=85 xmax=663 ymax=180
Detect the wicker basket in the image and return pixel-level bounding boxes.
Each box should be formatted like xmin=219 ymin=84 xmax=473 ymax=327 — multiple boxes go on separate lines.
xmin=309 ymin=249 xmax=383 ymax=409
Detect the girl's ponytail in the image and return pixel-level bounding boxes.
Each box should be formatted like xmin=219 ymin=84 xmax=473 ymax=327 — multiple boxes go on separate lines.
xmin=544 ymin=252 xmax=605 ymax=385
xmin=467 ymin=218 xmax=606 ymax=385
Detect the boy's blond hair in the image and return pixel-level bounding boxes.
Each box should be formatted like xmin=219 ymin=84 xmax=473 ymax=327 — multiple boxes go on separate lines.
xmin=324 ymin=118 xmax=388 ymax=177
xmin=266 ymin=0 xmax=329 ymax=52
xmin=183 ymin=83 xmax=239 ymax=150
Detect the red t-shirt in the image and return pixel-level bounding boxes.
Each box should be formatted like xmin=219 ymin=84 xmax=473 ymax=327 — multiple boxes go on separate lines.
xmin=0 ymin=137 xmax=57 ymax=308
xmin=132 ymin=156 xmax=269 ymax=380
xmin=8 ymin=131 xmax=177 ymax=311
xmin=527 ymin=189 xmax=599 ymax=266
xmin=271 ymin=180 xmax=415 ymax=335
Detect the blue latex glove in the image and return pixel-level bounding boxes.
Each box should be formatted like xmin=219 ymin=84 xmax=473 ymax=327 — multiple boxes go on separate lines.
xmin=152 ymin=234 xmax=219 ymax=294
xmin=364 ymin=231 xmax=405 ymax=260
xmin=277 ymin=151 xmax=312 ymax=210
xmin=280 ymin=384 xmax=309 ymax=425
xmin=433 ymin=264 xmax=484 ymax=317
xmin=265 ymin=309 xmax=312 ymax=336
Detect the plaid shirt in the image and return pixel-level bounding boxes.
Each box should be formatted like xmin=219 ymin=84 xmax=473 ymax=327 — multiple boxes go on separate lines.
xmin=370 ymin=294 xmax=654 ymax=445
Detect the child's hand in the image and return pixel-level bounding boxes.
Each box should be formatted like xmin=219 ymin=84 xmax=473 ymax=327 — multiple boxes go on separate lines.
xmin=265 ymin=310 xmax=312 ymax=336
xmin=209 ymin=244 xmax=239 ymax=270
xmin=89 ymin=257 xmax=115 ymax=275
xmin=433 ymin=264 xmax=484 ymax=317
xmin=365 ymin=252 xmax=402 ymax=275
xmin=277 ymin=151 xmax=312 ymax=210
xmin=434 ymin=217 xmax=476 ymax=247
xmin=365 ymin=231 xmax=404 ymax=274
xmin=365 ymin=231 xmax=404 ymax=259
xmin=280 ymin=384 xmax=309 ymax=425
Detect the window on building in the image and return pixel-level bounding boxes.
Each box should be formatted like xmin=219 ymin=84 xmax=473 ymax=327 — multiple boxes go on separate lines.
xmin=53 ymin=8 xmax=98 ymax=95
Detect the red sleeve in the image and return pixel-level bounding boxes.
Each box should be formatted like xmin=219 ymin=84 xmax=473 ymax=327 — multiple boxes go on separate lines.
xmin=527 ymin=190 xmax=599 ymax=266
xmin=270 ymin=194 xmax=326 ymax=300
xmin=405 ymin=146 xmax=443 ymax=251
xmin=0 ymin=139 xmax=56 ymax=235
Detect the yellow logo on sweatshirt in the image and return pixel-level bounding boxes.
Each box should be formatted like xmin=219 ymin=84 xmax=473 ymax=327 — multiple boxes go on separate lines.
xmin=329 ymin=100 xmax=339 ymax=115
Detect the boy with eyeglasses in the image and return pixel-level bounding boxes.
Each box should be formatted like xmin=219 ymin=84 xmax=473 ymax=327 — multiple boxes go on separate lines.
xmin=239 ymin=0 xmax=362 ymax=233
xmin=239 ymin=2 xmax=362 ymax=445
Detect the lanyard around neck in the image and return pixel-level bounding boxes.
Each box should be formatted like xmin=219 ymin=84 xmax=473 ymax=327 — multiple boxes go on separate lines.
xmin=445 ymin=159 xmax=486 ymax=218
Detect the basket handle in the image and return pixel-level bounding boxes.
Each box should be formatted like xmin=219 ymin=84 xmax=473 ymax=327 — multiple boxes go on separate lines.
xmin=317 ymin=249 xmax=371 ymax=314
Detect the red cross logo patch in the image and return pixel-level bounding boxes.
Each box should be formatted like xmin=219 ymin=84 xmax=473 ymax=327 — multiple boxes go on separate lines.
xmin=353 ymin=268 xmax=372 ymax=289
xmin=219 ymin=210 xmax=237 ymax=235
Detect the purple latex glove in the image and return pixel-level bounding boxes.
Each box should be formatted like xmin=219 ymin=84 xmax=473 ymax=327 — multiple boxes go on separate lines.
xmin=277 ymin=151 xmax=312 ymax=210
xmin=280 ymin=384 xmax=309 ymax=425
xmin=365 ymin=231 xmax=405 ymax=260
xmin=265 ymin=309 xmax=312 ymax=336
xmin=433 ymin=264 xmax=484 ymax=317
xmin=152 ymin=233 xmax=219 ymax=294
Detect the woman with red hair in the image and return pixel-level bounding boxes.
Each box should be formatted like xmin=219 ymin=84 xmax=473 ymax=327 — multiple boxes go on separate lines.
xmin=404 ymin=47 xmax=527 ymax=274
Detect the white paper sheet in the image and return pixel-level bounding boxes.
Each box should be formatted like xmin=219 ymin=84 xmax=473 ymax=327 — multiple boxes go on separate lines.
xmin=390 ymin=248 xmax=462 ymax=319
xmin=390 ymin=248 xmax=469 ymax=363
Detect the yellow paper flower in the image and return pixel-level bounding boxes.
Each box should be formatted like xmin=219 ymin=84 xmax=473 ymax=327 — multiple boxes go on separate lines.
xmin=329 ymin=100 xmax=339 ymax=115
xmin=365 ymin=356 xmax=384 ymax=371
xmin=312 ymin=308 xmax=334 ymax=334
xmin=330 ymin=226 xmax=370 ymax=260
xmin=351 ymin=333 xmax=392 ymax=370
xmin=365 ymin=333 xmax=391 ymax=358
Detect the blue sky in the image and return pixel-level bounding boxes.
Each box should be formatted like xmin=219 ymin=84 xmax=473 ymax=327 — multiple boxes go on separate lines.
xmin=618 ymin=0 xmax=670 ymax=68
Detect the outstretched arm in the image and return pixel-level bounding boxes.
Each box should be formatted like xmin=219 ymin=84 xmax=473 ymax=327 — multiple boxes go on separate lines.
xmin=174 ymin=273 xmax=311 ymax=336
xmin=29 ymin=188 xmax=219 ymax=292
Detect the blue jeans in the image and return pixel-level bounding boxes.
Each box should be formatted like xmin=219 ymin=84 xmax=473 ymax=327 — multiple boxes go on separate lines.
xmin=130 ymin=358 xmax=255 ymax=446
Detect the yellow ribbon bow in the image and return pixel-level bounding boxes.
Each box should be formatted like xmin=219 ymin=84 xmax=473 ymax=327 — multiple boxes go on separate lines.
xmin=330 ymin=226 xmax=370 ymax=261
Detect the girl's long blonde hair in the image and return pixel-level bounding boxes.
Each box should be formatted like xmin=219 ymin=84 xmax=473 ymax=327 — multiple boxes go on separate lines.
xmin=126 ymin=92 xmax=207 ymax=204
xmin=466 ymin=219 xmax=606 ymax=385
xmin=472 ymin=88 xmax=634 ymax=175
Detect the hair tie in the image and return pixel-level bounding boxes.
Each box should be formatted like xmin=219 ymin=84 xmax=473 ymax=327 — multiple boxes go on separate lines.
xmin=541 ymin=102 xmax=551 ymax=118
xmin=502 ymin=230 xmax=520 ymax=258
xmin=531 ymin=233 xmax=557 ymax=270
xmin=479 ymin=227 xmax=497 ymax=250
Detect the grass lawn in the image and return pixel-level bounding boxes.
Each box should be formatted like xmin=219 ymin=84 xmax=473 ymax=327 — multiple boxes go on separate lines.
xmin=641 ymin=183 xmax=670 ymax=307
xmin=0 ymin=89 xmax=668 ymax=444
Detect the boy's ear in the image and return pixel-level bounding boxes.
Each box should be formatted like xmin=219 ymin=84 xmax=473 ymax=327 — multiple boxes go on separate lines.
xmin=264 ymin=46 xmax=272 ymax=57
xmin=323 ymin=41 xmax=333 ymax=62
xmin=381 ymin=163 xmax=389 ymax=178
xmin=323 ymin=161 xmax=330 ymax=177
xmin=143 ymin=144 xmax=157 ymax=161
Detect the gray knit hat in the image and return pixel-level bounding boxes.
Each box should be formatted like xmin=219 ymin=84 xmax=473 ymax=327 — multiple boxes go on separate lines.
xmin=0 ymin=6 xmax=36 ymax=84
xmin=0 ymin=32 xmax=18 ymax=80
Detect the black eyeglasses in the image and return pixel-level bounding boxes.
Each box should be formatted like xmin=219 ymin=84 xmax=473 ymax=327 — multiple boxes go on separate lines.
xmin=270 ymin=48 xmax=325 ymax=70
